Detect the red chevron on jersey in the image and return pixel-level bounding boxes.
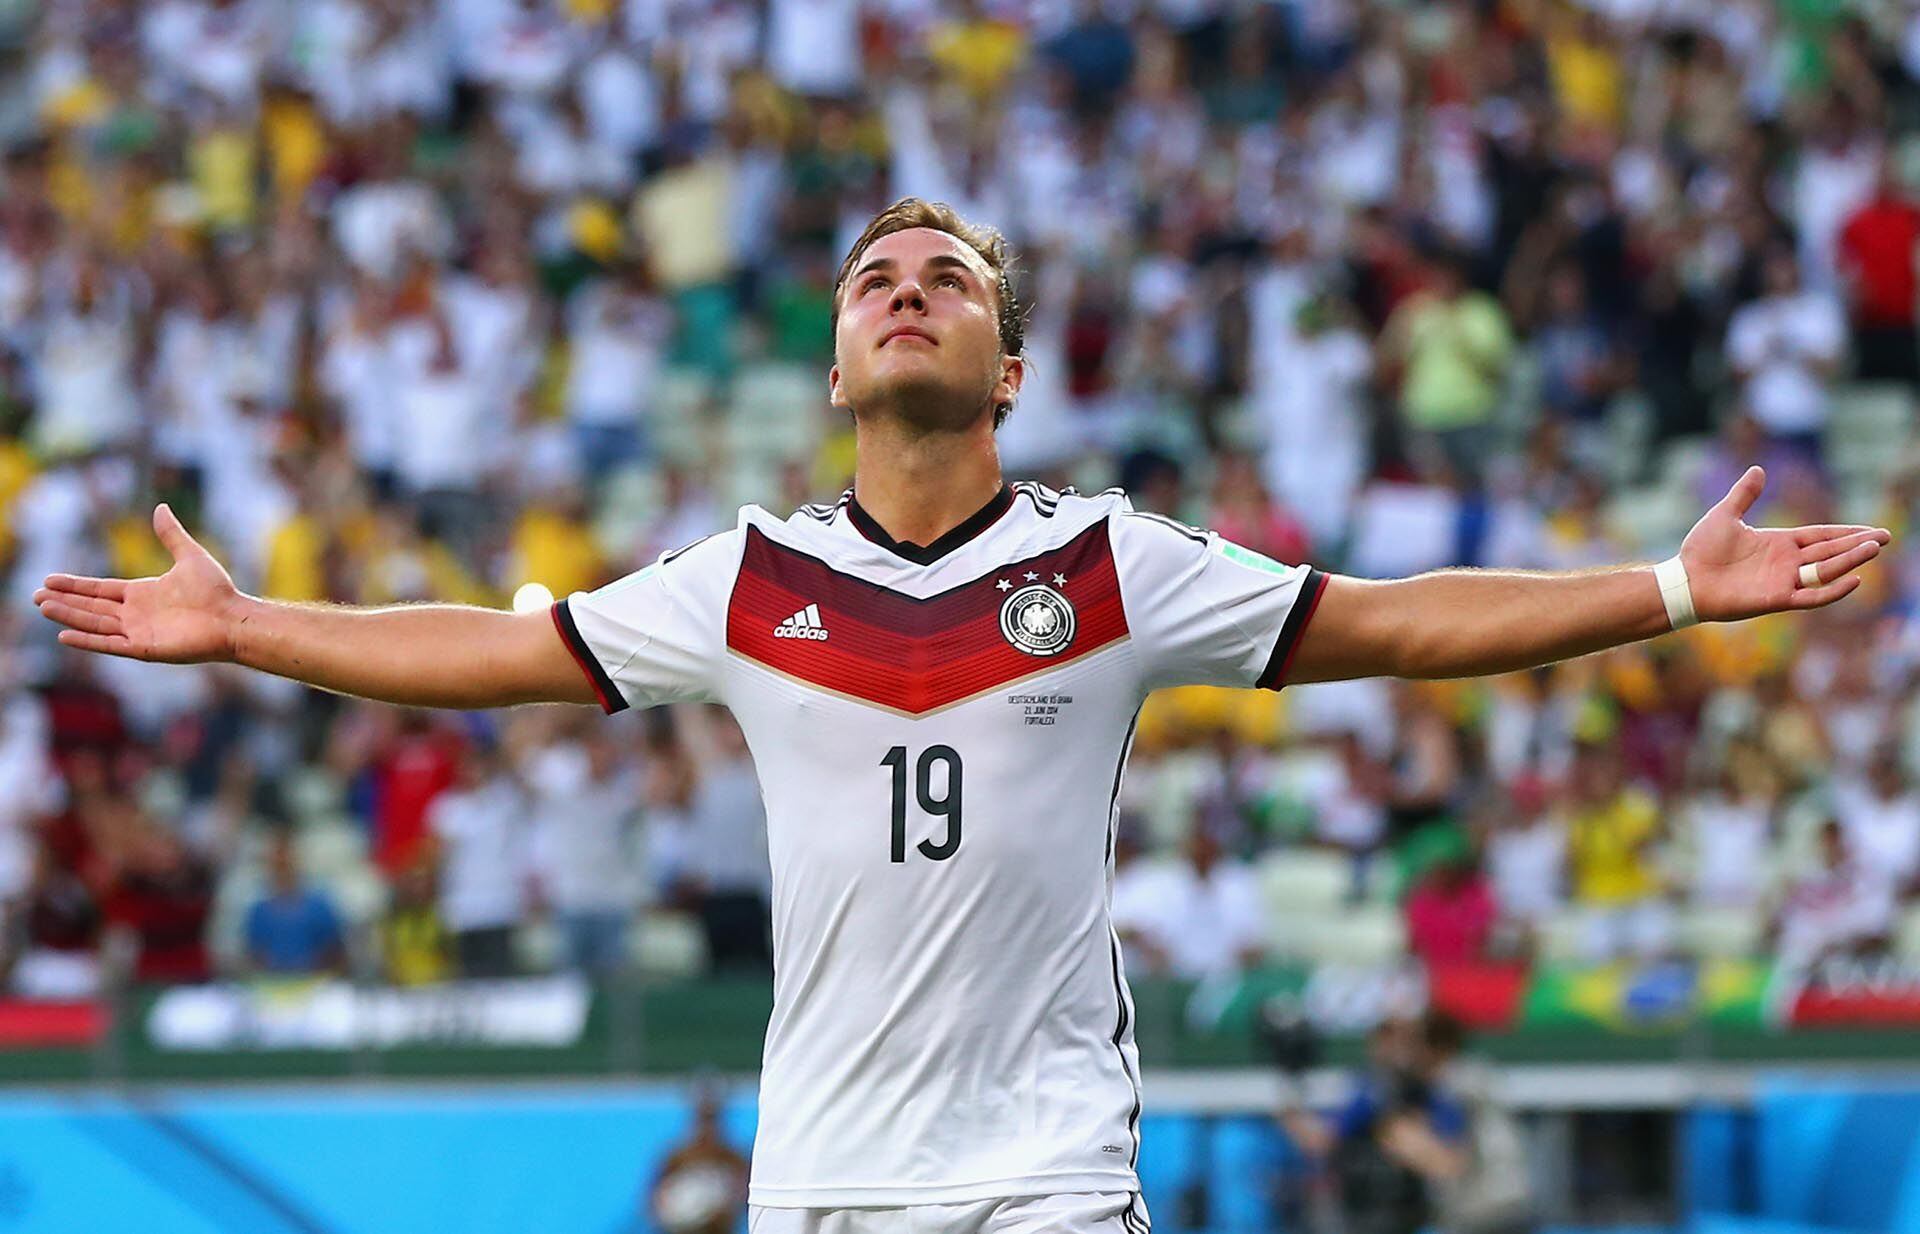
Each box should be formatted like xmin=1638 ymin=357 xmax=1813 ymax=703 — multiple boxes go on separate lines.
xmin=726 ymin=520 xmax=1130 ymax=714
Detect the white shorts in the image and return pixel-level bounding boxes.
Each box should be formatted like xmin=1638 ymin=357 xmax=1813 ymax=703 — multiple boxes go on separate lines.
xmin=748 ymin=1191 xmax=1150 ymax=1234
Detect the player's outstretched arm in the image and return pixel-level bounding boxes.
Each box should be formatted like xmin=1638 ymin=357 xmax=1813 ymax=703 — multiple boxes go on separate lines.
xmin=1286 ymin=466 xmax=1891 ymax=685
xmin=33 ymin=504 xmax=600 ymax=710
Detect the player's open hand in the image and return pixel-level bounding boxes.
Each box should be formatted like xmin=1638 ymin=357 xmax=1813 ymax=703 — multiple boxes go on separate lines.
xmin=33 ymin=503 xmax=244 ymax=663
xmin=1682 ymin=466 xmax=1892 ymax=622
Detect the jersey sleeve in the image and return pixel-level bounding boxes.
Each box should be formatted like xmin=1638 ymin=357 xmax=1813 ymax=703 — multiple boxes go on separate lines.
xmin=1109 ymin=512 xmax=1327 ymax=692
xmin=550 ymin=530 xmax=741 ymax=713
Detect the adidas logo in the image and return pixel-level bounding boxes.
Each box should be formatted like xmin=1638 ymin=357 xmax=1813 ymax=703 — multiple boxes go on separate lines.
xmin=774 ymin=603 xmax=830 ymax=641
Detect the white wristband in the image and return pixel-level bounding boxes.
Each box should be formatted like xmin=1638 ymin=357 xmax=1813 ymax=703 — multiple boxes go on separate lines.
xmin=1654 ymin=555 xmax=1698 ymax=630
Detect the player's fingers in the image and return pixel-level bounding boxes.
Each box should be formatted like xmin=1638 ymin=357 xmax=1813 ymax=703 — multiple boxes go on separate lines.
xmin=1792 ymin=523 xmax=1890 ymax=547
xmin=55 ymin=629 xmax=136 ymax=657
xmin=1717 ymin=465 xmax=1766 ymax=519
xmin=1800 ymin=529 xmax=1890 ymax=567
xmin=41 ymin=573 xmax=127 ymax=601
xmin=34 ymin=590 xmax=121 ymax=620
xmin=36 ymin=598 xmax=124 ymax=637
xmin=1795 ymin=538 xmax=1883 ymax=589
xmin=1789 ymin=573 xmax=1863 ymax=610
xmin=153 ymin=502 xmax=199 ymax=562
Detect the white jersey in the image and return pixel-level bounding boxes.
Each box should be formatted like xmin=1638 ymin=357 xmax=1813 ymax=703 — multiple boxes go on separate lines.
xmin=552 ymin=483 xmax=1326 ymax=1210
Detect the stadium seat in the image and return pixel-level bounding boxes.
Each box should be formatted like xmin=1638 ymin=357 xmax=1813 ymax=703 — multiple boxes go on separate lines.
xmin=647 ymin=367 xmax=715 ymax=464
xmin=1254 ymin=849 xmax=1352 ymax=914
xmin=1125 ymin=750 xmax=1223 ymax=849
xmin=1826 ymin=383 xmax=1915 ymax=487
xmin=295 ymin=821 xmax=368 ymax=882
xmin=1658 ymin=437 xmax=1715 ymax=494
xmin=281 ymin=767 xmax=347 ymax=827
xmin=727 ymin=361 xmax=825 ymax=461
xmin=1275 ymin=905 xmax=1406 ymax=967
xmin=1266 ymin=910 xmax=1328 ymax=962
xmin=630 ymin=911 xmax=709 ymax=977
xmin=1322 ymin=906 xmax=1406 ymax=966
xmin=1678 ymin=905 xmax=1765 ymax=960
xmin=1897 ymin=907 xmax=1920 ymax=961
xmin=328 ymin=867 xmax=390 ymax=927
xmin=1607 ymin=484 xmax=1694 ymax=553
xmin=207 ymin=866 xmax=266 ymax=971
xmin=1600 ymin=395 xmax=1655 ymax=488
xmin=721 ymin=453 xmax=783 ymax=512
xmin=514 ymin=919 xmax=562 ymax=973
xmin=1538 ymin=911 xmax=1591 ymax=967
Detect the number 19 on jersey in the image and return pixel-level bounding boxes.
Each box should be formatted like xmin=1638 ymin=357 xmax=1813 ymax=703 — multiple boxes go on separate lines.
xmin=882 ymin=746 xmax=963 ymax=862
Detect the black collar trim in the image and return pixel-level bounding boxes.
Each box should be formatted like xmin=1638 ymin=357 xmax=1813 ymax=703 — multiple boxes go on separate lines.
xmin=846 ymin=485 xmax=1015 ymax=565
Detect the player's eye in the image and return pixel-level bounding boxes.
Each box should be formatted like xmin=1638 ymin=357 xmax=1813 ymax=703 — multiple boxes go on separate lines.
xmin=862 ymin=276 xmax=890 ymax=294
xmin=938 ymin=275 xmax=964 ymax=289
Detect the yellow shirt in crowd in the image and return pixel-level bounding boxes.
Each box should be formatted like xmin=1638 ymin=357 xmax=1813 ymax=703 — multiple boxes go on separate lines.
xmin=1569 ymin=788 xmax=1662 ymax=905
xmin=511 ymin=508 xmax=606 ymax=600
xmin=1389 ymin=292 xmax=1514 ymax=431
xmin=1547 ymin=33 xmax=1624 ymax=131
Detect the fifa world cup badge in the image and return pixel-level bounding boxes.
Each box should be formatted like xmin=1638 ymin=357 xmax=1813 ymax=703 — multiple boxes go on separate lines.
xmin=999 ymin=584 xmax=1076 ymax=656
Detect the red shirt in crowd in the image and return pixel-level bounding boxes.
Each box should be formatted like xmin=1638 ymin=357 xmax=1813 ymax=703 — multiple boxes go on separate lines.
xmin=1839 ymin=194 xmax=1920 ymax=327
xmin=107 ymin=856 xmax=213 ymax=984
xmin=1405 ymin=866 xmax=1497 ymax=969
xmin=372 ymin=727 xmax=462 ymax=874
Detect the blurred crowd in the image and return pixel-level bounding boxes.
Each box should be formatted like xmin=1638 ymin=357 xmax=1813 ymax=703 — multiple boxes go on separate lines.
xmin=3 ymin=0 xmax=1920 ymax=997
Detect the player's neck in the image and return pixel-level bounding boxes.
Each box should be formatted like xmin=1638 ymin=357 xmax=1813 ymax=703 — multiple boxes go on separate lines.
xmin=850 ymin=420 xmax=1004 ymax=550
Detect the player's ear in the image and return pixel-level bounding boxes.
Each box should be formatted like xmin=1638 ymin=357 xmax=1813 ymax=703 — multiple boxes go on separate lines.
xmin=828 ymin=363 xmax=849 ymax=410
xmin=992 ymin=354 xmax=1024 ymax=413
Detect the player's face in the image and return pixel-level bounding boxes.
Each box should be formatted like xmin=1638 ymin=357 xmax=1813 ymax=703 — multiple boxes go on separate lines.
xmin=829 ymin=228 xmax=1020 ymax=432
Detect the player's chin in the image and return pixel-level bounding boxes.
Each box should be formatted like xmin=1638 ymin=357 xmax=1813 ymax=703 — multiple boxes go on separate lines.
xmin=861 ymin=371 xmax=991 ymax=429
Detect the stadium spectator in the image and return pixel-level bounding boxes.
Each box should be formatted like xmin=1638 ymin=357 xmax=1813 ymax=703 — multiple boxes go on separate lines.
xmin=1484 ymin=776 xmax=1567 ymax=946
xmin=1836 ymin=155 xmax=1920 ymax=383
xmin=4 ymin=841 xmax=100 ymax=998
xmin=243 ymin=832 xmax=347 ymax=976
xmin=1384 ymin=683 xmax=1463 ymax=840
xmin=0 ymin=0 xmax=1915 ymax=1037
xmin=648 ymin=1080 xmax=750 ymax=1234
xmin=1248 ymin=290 xmax=1372 ymax=552
xmin=359 ymin=709 xmax=462 ymax=877
xmin=1277 ymin=1014 xmax=1471 ymax=1234
xmin=382 ymin=858 xmax=451 ymax=987
xmin=1110 ymin=820 xmax=1266 ymax=980
xmin=676 ymin=708 xmax=771 ymax=973
xmin=10 ymin=9 xmax=1920 ymax=1230
xmin=426 ymin=737 xmax=528 ymax=979
xmin=0 ymin=673 xmax=62 ymax=903
xmin=105 ymin=823 xmax=214 ymax=984
xmin=528 ymin=719 xmax=641 ymax=976
xmin=563 ymin=258 xmax=673 ymax=490
xmin=1404 ymin=847 xmax=1498 ymax=972
xmin=1564 ymin=742 xmax=1671 ymax=963
xmin=1309 ymin=731 xmax=1392 ymax=900
xmin=1378 ymin=248 xmax=1514 ymax=489
xmin=1726 ymin=246 xmax=1847 ymax=464
xmin=1206 ymin=455 xmax=1313 ymax=571
xmin=1833 ymin=744 xmax=1920 ymax=897
xmin=1680 ymin=755 xmax=1778 ymax=910
xmin=27 ymin=252 xmax=140 ymax=456
xmin=1526 ymin=264 xmax=1627 ymax=441
xmin=1773 ymin=819 xmax=1896 ymax=972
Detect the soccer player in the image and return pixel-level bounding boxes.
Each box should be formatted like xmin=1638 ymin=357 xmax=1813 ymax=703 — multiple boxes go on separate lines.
xmin=35 ymin=198 xmax=1889 ymax=1233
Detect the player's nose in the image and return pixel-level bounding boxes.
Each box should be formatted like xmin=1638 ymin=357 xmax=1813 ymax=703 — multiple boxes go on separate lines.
xmin=888 ymin=280 xmax=927 ymax=314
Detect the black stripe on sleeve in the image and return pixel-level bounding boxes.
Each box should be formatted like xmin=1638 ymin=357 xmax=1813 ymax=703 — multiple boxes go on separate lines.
xmin=1256 ymin=567 xmax=1329 ymax=691
xmin=661 ymin=533 xmax=719 ymax=565
xmin=1125 ymin=510 xmax=1210 ymax=546
xmin=552 ymin=598 xmax=630 ymax=714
